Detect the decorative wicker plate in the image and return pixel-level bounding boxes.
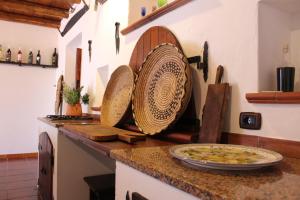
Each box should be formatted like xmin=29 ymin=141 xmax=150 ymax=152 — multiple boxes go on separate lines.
xmin=132 ymin=43 xmax=192 ymax=135
xmin=55 ymin=75 xmax=64 ymax=115
xmin=101 ymin=65 xmax=134 ymax=127
xmin=169 ymin=144 xmax=283 ymax=170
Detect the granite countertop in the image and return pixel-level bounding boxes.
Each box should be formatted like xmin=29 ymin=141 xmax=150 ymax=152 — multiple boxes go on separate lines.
xmin=111 ymin=146 xmax=300 ymax=200
xmin=58 ymin=124 xmax=175 ymax=157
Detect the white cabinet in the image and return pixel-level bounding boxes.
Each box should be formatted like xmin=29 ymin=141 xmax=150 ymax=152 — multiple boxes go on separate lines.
xmin=115 ymin=161 xmax=200 ymax=200
xmin=38 ymin=121 xmax=115 ymax=200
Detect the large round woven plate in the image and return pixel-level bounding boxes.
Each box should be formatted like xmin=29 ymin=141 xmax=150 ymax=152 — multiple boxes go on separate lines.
xmin=133 ymin=43 xmax=192 ymax=135
xmin=101 ymin=65 xmax=134 ymax=127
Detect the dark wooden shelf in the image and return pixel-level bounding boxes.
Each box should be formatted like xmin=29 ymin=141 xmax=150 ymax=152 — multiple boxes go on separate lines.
xmin=246 ymin=92 xmax=300 ymax=104
xmin=0 ymin=60 xmax=57 ymax=68
xmin=121 ymin=0 xmax=192 ymax=35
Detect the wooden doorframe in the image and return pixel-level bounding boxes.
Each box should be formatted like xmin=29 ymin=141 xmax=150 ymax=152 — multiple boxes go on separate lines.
xmin=75 ymin=48 xmax=82 ymax=89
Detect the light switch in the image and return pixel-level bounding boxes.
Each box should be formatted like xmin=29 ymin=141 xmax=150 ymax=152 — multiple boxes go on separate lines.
xmin=239 ymin=112 xmax=261 ymax=130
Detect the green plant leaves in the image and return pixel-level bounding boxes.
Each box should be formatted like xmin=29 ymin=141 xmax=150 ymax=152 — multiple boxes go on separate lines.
xmin=63 ymin=84 xmax=83 ymax=105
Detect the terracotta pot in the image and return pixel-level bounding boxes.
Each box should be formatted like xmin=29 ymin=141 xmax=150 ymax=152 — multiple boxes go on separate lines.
xmin=66 ymin=103 xmax=82 ymax=116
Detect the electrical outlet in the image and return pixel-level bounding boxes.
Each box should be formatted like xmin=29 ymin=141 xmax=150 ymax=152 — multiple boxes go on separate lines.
xmin=239 ymin=112 xmax=261 ymax=130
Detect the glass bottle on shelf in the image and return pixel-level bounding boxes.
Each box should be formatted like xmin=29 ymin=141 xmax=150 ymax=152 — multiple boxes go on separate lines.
xmin=6 ymin=47 xmax=11 ymax=62
xmin=0 ymin=45 xmax=3 ymax=61
xmin=17 ymin=48 xmax=22 ymax=64
xmin=52 ymin=48 xmax=58 ymax=67
xmin=28 ymin=49 xmax=33 ymax=64
xmin=36 ymin=50 xmax=41 ymax=65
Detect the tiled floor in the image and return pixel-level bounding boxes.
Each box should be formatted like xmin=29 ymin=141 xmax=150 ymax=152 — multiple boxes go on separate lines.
xmin=0 ymin=158 xmax=38 ymax=200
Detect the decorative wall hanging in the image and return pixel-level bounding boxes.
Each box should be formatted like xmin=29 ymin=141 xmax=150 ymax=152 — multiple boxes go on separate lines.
xmin=55 ymin=75 xmax=64 ymax=115
xmin=101 ymin=65 xmax=134 ymax=127
xmin=115 ymin=22 xmax=120 ymax=54
xmin=59 ymin=1 xmax=89 ymax=37
xmin=132 ymin=43 xmax=192 ymax=135
xmin=88 ymin=40 xmax=92 ymax=62
xmin=187 ymin=41 xmax=209 ymax=82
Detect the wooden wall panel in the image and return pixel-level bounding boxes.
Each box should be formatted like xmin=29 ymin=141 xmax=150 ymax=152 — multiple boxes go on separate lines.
xmin=129 ymin=26 xmax=182 ymax=73
xmin=75 ymin=48 xmax=82 ymax=89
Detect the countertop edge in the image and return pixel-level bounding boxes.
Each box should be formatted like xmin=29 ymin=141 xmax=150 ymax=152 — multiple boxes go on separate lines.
xmin=111 ymin=150 xmax=223 ymax=200
xmin=38 ymin=117 xmax=61 ymax=128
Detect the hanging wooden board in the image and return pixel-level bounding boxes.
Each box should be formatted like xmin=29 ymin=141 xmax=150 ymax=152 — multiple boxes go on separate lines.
xmin=64 ymin=125 xmax=118 ymax=141
xmin=199 ymin=83 xmax=230 ymax=143
xmin=62 ymin=125 xmax=146 ymax=144
xmin=129 ymin=26 xmax=182 ymax=73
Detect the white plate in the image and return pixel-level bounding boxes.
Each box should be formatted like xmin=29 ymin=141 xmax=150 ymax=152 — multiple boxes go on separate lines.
xmin=169 ymin=144 xmax=283 ymax=171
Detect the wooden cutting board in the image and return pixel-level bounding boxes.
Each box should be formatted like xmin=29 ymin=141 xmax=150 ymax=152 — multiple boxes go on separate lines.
xmin=199 ymin=83 xmax=230 ymax=143
xmin=66 ymin=125 xmax=118 ymax=141
xmin=62 ymin=125 xmax=146 ymax=143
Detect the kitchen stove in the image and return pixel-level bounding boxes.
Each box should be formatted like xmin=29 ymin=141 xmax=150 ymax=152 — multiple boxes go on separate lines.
xmin=46 ymin=115 xmax=93 ymax=120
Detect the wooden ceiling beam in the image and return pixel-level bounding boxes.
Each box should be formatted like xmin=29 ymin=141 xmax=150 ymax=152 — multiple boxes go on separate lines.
xmin=24 ymin=0 xmax=81 ymax=10
xmin=0 ymin=0 xmax=69 ymax=20
xmin=0 ymin=11 xmax=60 ymax=28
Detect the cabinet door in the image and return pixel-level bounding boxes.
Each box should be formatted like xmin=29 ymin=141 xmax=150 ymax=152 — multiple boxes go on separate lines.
xmin=38 ymin=132 xmax=54 ymax=200
xmin=116 ymin=162 xmax=199 ymax=200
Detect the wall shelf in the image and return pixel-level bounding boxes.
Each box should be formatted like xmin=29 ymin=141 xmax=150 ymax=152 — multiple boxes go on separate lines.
xmin=0 ymin=60 xmax=57 ymax=68
xmin=246 ymin=92 xmax=300 ymax=104
xmin=121 ymin=0 xmax=192 ymax=35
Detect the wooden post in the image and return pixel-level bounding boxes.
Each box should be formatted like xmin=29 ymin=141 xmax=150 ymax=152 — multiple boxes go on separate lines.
xmin=75 ymin=48 xmax=82 ymax=89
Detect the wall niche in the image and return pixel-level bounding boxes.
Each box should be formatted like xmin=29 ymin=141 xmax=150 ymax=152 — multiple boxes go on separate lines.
xmin=258 ymin=0 xmax=300 ymax=92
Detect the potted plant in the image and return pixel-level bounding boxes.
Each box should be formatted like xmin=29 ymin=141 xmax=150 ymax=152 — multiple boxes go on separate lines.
xmin=81 ymin=93 xmax=90 ymax=113
xmin=63 ymin=84 xmax=83 ymax=116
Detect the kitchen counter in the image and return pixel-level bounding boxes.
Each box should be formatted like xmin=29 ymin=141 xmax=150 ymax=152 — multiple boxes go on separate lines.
xmin=58 ymin=124 xmax=175 ymax=157
xmin=48 ymin=123 xmax=300 ymax=199
xmin=111 ymin=146 xmax=300 ymax=200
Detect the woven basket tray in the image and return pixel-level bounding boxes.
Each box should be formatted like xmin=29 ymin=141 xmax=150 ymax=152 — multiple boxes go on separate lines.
xmin=132 ymin=43 xmax=192 ymax=135
xmin=55 ymin=75 xmax=64 ymax=115
xmin=101 ymin=65 xmax=134 ymax=127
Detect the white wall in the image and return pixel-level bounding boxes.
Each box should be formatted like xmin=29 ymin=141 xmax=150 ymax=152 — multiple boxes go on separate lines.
xmin=291 ymin=13 xmax=300 ymax=90
xmin=64 ymin=33 xmax=82 ymax=88
xmin=57 ymin=0 xmax=300 ymax=142
xmin=0 ymin=21 xmax=58 ymax=154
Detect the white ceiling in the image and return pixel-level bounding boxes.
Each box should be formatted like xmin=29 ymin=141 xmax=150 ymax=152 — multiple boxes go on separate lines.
xmin=260 ymin=0 xmax=300 ymax=14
